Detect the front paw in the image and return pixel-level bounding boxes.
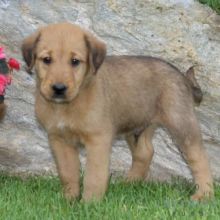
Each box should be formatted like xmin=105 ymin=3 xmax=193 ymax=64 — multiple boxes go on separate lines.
xmin=82 ymin=187 xmax=106 ymax=202
xmin=191 ymin=189 xmax=214 ymax=201
xmin=125 ymin=170 xmax=146 ymax=182
xmin=63 ymin=185 xmax=80 ymax=201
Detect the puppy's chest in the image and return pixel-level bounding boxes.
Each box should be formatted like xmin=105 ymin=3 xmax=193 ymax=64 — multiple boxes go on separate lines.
xmin=35 ymin=97 xmax=104 ymax=140
xmin=47 ymin=112 xmax=80 ymax=133
xmin=36 ymin=104 xmax=80 ymax=134
xmin=55 ymin=117 xmax=71 ymax=131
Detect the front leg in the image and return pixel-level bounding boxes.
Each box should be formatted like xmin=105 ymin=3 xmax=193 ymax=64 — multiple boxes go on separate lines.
xmin=48 ymin=134 xmax=80 ymax=200
xmin=82 ymin=134 xmax=112 ymax=202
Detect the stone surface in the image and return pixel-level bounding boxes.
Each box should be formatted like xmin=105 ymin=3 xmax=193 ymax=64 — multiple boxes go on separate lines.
xmin=0 ymin=0 xmax=219 ymax=181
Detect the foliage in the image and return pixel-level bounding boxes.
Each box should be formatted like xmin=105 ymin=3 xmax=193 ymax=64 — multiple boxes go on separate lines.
xmin=0 ymin=174 xmax=219 ymax=220
xmin=199 ymin=0 xmax=220 ymax=14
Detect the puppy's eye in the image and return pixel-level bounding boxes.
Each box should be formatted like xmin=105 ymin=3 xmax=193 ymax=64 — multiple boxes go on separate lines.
xmin=42 ymin=57 xmax=52 ymax=65
xmin=71 ymin=58 xmax=80 ymax=67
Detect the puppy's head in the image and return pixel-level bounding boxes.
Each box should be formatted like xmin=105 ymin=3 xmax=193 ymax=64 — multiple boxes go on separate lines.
xmin=22 ymin=23 xmax=106 ymax=103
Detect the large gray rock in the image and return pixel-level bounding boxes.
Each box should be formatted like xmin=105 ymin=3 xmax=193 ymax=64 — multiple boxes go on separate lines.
xmin=0 ymin=0 xmax=219 ymax=181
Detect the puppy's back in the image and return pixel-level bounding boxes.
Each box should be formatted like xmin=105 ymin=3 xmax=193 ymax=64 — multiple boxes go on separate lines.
xmin=97 ymin=56 xmax=195 ymax=133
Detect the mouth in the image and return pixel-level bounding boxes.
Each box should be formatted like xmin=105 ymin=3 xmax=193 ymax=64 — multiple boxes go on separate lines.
xmin=40 ymin=86 xmax=78 ymax=104
xmin=52 ymin=97 xmax=67 ymax=103
xmin=40 ymin=91 xmax=69 ymax=104
xmin=52 ymin=93 xmax=66 ymax=100
xmin=51 ymin=93 xmax=71 ymax=103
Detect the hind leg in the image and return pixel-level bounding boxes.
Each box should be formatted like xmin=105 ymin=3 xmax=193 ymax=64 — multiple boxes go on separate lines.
xmin=164 ymin=112 xmax=213 ymax=201
xmin=182 ymin=132 xmax=213 ymax=201
xmin=125 ymin=125 xmax=156 ymax=181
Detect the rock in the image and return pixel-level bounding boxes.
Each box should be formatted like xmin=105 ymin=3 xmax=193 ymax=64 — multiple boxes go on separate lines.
xmin=0 ymin=0 xmax=219 ymax=181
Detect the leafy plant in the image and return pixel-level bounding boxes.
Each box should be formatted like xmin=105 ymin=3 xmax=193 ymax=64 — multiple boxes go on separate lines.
xmin=199 ymin=0 xmax=220 ymax=14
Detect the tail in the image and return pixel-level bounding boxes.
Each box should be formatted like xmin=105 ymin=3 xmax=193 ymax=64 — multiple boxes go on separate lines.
xmin=185 ymin=67 xmax=203 ymax=105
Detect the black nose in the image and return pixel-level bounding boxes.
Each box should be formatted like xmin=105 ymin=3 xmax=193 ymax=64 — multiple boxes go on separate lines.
xmin=52 ymin=83 xmax=67 ymax=95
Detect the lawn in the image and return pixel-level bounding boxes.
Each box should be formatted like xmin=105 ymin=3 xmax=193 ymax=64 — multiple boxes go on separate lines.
xmin=0 ymin=174 xmax=219 ymax=220
xmin=199 ymin=0 xmax=220 ymax=14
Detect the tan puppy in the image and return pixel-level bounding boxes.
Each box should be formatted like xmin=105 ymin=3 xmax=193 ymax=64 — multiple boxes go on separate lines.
xmin=22 ymin=23 xmax=213 ymax=202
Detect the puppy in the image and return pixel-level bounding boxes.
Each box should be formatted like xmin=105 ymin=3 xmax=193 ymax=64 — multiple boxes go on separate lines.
xmin=22 ymin=23 xmax=213 ymax=202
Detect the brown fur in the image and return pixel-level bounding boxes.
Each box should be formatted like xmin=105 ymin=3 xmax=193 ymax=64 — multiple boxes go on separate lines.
xmin=22 ymin=23 xmax=213 ymax=202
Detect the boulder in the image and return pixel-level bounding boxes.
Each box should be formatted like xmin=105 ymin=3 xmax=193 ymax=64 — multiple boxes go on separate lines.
xmin=0 ymin=0 xmax=219 ymax=181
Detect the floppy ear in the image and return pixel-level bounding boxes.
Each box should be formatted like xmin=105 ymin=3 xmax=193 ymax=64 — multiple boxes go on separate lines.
xmin=84 ymin=33 xmax=106 ymax=74
xmin=21 ymin=31 xmax=41 ymax=74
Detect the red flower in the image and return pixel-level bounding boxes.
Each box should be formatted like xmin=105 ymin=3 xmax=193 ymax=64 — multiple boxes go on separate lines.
xmin=8 ymin=58 xmax=20 ymax=71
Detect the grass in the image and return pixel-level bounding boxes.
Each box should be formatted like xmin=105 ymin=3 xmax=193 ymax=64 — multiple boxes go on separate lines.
xmin=199 ymin=0 xmax=220 ymax=14
xmin=0 ymin=174 xmax=219 ymax=220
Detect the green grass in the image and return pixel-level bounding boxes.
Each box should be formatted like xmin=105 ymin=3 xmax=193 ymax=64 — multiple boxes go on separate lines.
xmin=199 ymin=0 xmax=220 ymax=14
xmin=0 ymin=174 xmax=219 ymax=220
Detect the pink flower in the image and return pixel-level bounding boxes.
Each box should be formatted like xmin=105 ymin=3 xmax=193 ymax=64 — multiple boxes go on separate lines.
xmin=0 ymin=47 xmax=6 ymax=59
xmin=0 ymin=75 xmax=10 ymax=95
